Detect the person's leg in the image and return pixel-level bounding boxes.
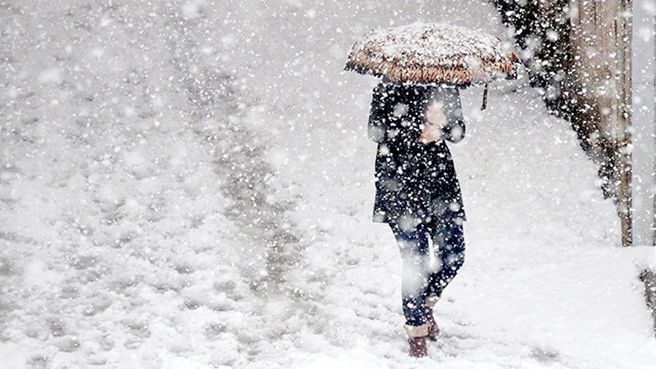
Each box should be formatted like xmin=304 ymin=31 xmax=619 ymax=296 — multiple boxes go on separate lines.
xmin=389 ymin=219 xmax=433 ymax=357
xmin=426 ymin=215 xmax=465 ymax=299
xmin=415 ymin=217 xmax=440 ymax=340
xmin=388 ymin=220 xmax=432 ymax=327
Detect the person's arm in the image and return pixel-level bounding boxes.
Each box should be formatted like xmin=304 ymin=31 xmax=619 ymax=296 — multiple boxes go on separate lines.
xmin=441 ymin=88 xmax=466 ymax=143
xmin=367 ymin=84 xmax=390 ymax=143
xmin=420 ymin=87 xmax=466 ymax=144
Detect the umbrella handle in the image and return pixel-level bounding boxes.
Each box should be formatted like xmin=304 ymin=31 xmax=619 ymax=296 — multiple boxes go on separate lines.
xmin=481 ymin=83 xmax=488 ymax=110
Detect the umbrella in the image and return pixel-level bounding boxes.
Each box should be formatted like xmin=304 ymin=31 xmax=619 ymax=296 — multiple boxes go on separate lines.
xmin=345 ymin=23 xmax=517 ymax=87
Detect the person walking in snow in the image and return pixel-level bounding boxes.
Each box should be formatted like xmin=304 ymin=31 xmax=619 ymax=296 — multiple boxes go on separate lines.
xmin=368 ymin=79 xmax=466 ymax=358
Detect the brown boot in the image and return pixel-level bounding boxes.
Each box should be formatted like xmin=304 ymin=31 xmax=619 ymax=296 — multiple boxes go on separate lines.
xmin=405 ymin=324 xmax=428 ymax=358
xmin=426 ymin=313 xmax=440 ymax=341
xmin=425 ymin=296 xmax=440 ymax=341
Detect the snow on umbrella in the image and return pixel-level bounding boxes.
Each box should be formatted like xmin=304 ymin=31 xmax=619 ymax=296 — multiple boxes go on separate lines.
xmin=345 ymin=23 xmax=517 ymax=86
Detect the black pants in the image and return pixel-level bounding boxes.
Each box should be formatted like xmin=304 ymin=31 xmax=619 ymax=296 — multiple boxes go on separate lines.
xmin=388 ymin=215 xmax=465 ymax=326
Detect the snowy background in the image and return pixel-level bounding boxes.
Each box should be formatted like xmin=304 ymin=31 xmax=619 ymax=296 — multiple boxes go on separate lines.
xmin=1 ymin=0 xmax=655 ymax=368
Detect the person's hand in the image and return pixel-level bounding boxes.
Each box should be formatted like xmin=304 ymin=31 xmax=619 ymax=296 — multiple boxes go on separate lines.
xmin=426 ymin=102 xmax=447 ymax=127
xmin=419 ymin=102 xmax=447 ymax=144
xmin=419 ymin=123 xmax=442 ymax=144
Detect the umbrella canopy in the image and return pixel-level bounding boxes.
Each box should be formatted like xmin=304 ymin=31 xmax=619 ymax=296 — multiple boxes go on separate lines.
xmin=345 ymin=23 xmax=517 ymax=85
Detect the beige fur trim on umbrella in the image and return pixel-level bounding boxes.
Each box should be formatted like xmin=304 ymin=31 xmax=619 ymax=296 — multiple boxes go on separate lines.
xmin=345 ymin=23 xmax=517 ymax=85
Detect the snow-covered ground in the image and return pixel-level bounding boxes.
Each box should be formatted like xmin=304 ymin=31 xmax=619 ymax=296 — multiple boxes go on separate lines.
xmin=1 ymin=1 xmax=655 ymax=368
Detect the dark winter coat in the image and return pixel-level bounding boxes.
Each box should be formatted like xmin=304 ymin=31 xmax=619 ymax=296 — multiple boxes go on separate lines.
xmin=368 ymin=81 xmax=467 ymax=225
